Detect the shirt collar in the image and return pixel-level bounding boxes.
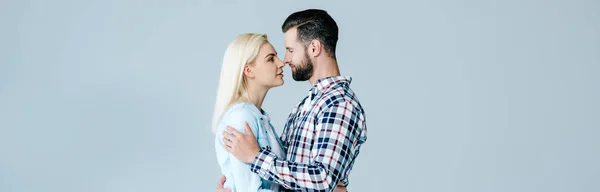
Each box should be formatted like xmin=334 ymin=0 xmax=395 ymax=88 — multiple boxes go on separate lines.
xmin=309 ymin=76 xmax=352 ymax=97
xmin=242 ymin=102 xmax=270 ymax=121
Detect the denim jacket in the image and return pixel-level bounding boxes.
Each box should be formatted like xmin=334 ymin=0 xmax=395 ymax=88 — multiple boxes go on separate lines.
xmin=214 ymin=102 xmax=285 ymax=192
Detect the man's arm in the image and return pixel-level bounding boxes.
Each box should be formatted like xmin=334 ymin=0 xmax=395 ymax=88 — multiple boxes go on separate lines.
xmin=216 ymin=175 xmax=348 ymax=192
xmin=250 ymin=101 xmax=365 ymax=191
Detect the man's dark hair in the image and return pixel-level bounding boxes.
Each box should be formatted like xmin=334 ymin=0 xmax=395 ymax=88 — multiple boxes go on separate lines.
xmin=282 ymin=9 xmax=339 ymax=59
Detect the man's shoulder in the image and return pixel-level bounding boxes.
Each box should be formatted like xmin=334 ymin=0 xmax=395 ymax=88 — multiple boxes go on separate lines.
xmin=318 ymin=84 xmax=364 ymax=111
xmin=314 ymin=82 xmax=368 ymax=143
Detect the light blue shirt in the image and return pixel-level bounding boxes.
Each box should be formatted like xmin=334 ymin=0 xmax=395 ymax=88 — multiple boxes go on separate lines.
xmin=214 ymin=102 xmax=284 ymax=192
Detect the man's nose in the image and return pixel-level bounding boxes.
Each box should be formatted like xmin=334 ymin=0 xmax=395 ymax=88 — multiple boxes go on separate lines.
xmin=283 ymin=54 xmax=291 ymax=64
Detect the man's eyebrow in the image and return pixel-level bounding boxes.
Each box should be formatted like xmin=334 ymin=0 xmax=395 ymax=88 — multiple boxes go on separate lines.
xmin=286 ymin=47 xmax=293 ymax=50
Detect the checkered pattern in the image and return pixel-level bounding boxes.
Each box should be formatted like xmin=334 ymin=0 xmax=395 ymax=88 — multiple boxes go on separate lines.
xmin=250 ymin=76 xmax=367 ymax=192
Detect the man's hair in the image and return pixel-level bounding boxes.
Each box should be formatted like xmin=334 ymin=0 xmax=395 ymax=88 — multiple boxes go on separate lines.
xmin=282 ymin=9 xmax=339 ymax=59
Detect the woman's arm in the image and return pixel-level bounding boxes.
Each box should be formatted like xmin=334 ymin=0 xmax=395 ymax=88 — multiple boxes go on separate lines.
xmin=228 ymin=155 xmax=274 ymax=192
xmin=216 ymin=105 xmax=273 ymax=192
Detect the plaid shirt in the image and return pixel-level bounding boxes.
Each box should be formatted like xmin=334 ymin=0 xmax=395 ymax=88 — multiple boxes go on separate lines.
xmin=250 ymin=76 xmax=368 ymax=192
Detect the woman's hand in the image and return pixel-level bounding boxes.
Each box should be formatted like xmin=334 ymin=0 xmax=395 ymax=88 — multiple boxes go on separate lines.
xmin=222 ymin=121 xmax=261 ymax=163
xmin=215 ymin=175 xmax=232 ymax=192
xmin=334 ymin=182 xmax=348 ymax=192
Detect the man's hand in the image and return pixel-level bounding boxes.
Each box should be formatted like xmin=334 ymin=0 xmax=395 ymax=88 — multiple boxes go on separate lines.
xmin=222 ymin=121 xmax=261 ymax=163
xmin=216 ymin=175 xmax=231 ymax=192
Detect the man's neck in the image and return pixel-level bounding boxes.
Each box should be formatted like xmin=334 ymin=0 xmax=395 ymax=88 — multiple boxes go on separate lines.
xmin=308 ymin=58 xmax=341 ymax=86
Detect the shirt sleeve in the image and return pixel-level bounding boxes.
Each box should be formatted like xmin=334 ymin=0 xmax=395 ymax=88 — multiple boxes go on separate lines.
xmin=217 ymin=106 xmax=274 ymax=192
xmin=249 ymin=101 xmax=365 ymax=191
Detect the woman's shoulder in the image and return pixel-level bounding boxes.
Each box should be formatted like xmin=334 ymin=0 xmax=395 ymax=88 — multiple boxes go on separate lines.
xmin=223 ymin=102 xmax=261 ymax=118
xmin=218 ymin=102 xmax=262 ymax=131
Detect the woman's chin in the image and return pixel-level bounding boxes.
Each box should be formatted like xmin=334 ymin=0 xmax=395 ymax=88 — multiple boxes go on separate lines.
xmin=274 ymin=80 xmax=284 ymax=87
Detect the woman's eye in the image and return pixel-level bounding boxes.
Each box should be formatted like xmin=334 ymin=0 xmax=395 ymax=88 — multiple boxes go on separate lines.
xmin=268 ymin=57 xmax=274 ymax=62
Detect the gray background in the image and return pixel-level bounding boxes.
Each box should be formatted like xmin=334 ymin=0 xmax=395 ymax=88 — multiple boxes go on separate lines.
xmin=1 ymin=0 xmax=599 ymax=191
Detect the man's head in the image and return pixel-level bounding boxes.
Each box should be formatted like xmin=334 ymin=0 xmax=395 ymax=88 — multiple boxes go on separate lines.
xmin=281 ymin=9 xmax=339 ymax=81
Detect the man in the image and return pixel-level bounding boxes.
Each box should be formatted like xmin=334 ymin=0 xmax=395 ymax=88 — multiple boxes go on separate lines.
xmin=218 ymin=9 xmax=367 ymax=192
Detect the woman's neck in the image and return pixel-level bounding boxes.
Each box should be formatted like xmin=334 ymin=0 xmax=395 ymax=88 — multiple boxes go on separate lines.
xmin=245 ymin=83 xmax=268 ymax=110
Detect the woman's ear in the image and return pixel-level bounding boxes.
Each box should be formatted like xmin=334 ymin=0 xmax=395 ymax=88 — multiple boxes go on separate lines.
xmin=243 ymin=65 xmax=254 ymax=79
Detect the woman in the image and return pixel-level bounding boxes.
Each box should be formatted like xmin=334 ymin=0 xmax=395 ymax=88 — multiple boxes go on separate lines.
xmin=212 ymin=33 xmax=285 ymax=191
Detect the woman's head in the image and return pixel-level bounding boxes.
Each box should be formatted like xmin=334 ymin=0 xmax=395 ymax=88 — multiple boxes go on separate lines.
xmin=211 ymin=33 xmax=284 ymax=133
xmin=242 ymin=36 xmax=285 ymax=90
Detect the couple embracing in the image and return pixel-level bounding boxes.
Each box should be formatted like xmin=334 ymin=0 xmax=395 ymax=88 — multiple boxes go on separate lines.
xmin=212 ymin=9 xmax=367 ymax=192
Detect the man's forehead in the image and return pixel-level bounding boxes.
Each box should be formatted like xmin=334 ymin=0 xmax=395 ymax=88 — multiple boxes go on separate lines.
xmin=284 ymin=28 xmax=297 ymax=38
xmin=284 ymin=30 xmax=298 ymax=46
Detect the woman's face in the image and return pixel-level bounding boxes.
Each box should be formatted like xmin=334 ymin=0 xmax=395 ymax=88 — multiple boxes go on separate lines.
xmin=246 ymin=42 xmax=285 ymax=88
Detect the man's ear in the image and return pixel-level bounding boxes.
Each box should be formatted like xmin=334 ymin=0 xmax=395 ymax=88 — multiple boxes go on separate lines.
xmin=243 ymin=65 xmax=254 ymax=79
xmin=310 ymin=40 xmax=322 ymax=57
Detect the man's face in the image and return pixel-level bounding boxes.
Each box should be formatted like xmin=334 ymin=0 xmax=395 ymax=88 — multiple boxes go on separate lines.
xmin=283 ymin=27 xmax=313 ymax=81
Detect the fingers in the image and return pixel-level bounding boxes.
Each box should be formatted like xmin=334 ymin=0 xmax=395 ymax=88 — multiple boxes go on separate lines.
xmin=226 ymin=126 xmax=242 ymax=136
xmin=334 ymin=182 xmax=347 ymax=192
xmin=244 ymin=121 xmax=254 ymax=137
xmin=218 ymin=175 xmax=226 ymax=187
xmin=222 ymin=124 xmax=250 ymax=152
xmin=333 ymin=186 xmax=347 ymax=192
xmin=222 ymin=130 xmax=234 ymax=141
xmin=217 ymin=175 xmax=228 ymax=192
xmin=222 ymin=131 xmax=234 ymax=150
xmin=222 ymin=137 xmax=233 ymax=150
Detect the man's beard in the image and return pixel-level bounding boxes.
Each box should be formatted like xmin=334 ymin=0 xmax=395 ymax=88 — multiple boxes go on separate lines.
xmin=291 ymin=52 xmax=313 ymax=81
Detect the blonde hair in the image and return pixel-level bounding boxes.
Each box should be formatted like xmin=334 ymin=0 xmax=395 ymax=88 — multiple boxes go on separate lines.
xmin=211 ymin=33 xmax=269 ymax=133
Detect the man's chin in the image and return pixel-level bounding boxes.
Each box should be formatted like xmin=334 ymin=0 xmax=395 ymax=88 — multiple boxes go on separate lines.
xmin=292 ymin=76 xmax=309 ymax=81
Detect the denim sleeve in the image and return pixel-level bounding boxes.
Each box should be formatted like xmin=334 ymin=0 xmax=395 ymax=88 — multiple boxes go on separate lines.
xmin=218 ymin=106 xmax=273 ymax=192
